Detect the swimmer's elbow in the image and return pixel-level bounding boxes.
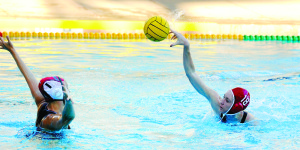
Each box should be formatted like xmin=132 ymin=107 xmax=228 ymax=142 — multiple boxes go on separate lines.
xmin=185 ymin=72 xmax=191 ymax=77
xmin=64 ymin=112 xmax=75 ymax=122
xmin=69 ymin=113 xmax=75 ymax=121
xmin=185 ymin=71 xmax=197 ymax=79
xmin=61 ymin=115 xmax=75 ymax=129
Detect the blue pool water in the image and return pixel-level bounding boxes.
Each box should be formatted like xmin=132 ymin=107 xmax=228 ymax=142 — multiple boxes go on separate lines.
xmin=0 ymin=39 xmax=299 ymax=149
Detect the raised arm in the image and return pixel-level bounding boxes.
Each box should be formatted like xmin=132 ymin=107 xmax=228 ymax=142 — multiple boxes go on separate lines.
xmin=0 ymin=36 xmax=45 ymax=105
xmin=170 ymin=29 xmax=221 ymax=114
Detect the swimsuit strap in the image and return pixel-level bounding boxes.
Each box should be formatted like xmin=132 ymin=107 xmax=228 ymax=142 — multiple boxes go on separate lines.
xmin=54 ymin=76 xmax=65 ymax=104
xmin=55 ymin=76 xmax=63 ymax=85
xmin=220 ymin=113 xmax=226 ymax=123
xmin=36 ymin=103 xmax=56 ymax=127
xmin=240 ymin=111 xmax=248 ymax=123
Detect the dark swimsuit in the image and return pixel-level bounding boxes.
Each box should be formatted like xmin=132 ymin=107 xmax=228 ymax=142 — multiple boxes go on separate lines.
xmin=221 ymin=111 xmax=248 ymax=123
xmin=36 ymin=103 xmax=70 ymax=130
xmin=36 ymin=103 xmax=56 ymax=127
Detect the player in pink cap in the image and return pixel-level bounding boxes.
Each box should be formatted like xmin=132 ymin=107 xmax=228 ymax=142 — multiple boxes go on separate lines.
xmin=169 ymin=29 xmax=255 ymax=123
xmin=0 ymin=36 xmax=75 ymax=131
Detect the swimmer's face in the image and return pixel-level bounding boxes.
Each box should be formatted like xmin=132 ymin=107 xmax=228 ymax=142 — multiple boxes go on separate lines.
xmin=220 ymin=90 xmax=234 ymax=113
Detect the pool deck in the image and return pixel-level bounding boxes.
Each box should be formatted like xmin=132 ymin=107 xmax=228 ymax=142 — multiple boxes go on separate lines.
xmin=0 ymin=0 xmax=300 ymax=34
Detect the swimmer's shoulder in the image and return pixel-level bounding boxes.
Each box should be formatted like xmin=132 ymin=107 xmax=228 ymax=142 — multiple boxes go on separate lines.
xmin=244 ymin=111 xmax=259 ymax=125
xmin=245 ymin=111 xmax=255 ymax=122
xmin=37 ymin=101 xmax=48 ymax=111
xmin=236 ymin=111 xmax=255 ymax=123
xmin=37 ymin=100 xmax=47 ymax=109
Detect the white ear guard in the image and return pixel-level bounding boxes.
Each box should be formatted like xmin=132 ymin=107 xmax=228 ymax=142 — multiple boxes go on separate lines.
xmin=43 ymin=80 xmax=64 ymax=100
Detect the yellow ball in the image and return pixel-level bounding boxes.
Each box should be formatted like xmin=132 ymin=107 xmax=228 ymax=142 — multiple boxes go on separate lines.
xmin=144 ymin=16 xmax=170 ymax=42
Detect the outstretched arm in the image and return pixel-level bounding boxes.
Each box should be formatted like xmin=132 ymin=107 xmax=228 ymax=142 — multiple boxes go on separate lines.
xmin=0 ymin=36 xmax=44 ymax=105
xmin=170 ymin=29 xmax=221 ymax=114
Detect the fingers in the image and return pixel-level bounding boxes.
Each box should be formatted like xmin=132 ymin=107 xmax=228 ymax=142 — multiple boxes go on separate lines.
xmin=170 ymin=29 xmax=179 ymax=35
xmin=169 ymin=28 xmax=175 ymax=34
xmin=170 ymin=40 xmax=179 ymax=47
xmin=170 ymin=42 xmax=177 ymax=47
xmin=169 ymin=28 xmax=178 ymax=36
xmin=169 ymin=30 xmax=181 ymax=40
xmin=6 ymin=36 xmax=13 ymax=47
xmin=0 ymin=36 xmax=4 ymax=43
xmin=170 ymin=32 xmax=178 ymax=47
xmin=171 ymin=35 xmax=177 ymax=40
xmin=0 ymin=37 xmax=5 ymax=49
xmin=169 ymin=29 xmax=182 ymax=47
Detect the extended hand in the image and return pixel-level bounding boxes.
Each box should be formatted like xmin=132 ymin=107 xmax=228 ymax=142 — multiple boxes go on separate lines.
xmin=170 ymin=29 xmax=189 ymax=47
xmin=0 ymin=36 xmax=15 ymax=52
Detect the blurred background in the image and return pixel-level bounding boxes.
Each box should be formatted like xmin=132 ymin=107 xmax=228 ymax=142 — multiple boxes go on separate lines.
xmin=0 ymin=0 xmax=300 ymax=35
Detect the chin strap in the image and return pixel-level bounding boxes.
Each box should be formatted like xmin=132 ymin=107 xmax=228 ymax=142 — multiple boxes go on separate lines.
xmin=218 ymin=113 xmax=226 ymax=123
xmin=55 ymin=76 xmax=66 ymax=105
xmin=240 ymin=111 xmax=248 ymax=123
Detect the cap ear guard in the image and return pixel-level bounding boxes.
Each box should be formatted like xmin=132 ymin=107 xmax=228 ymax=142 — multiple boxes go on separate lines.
xmin=43 ymin=80 xmax=64 ymax=100
xmin=222 ymin=90 xmax=236 ymax=115
xmin=225 ymin=87 xmax=250 ymax=115
xmin=54 ymin=76 xmax=66 ymax=104
xmin=39 ymin=76 xmax=65 ymax=102
xmin=54 ymin=76 xmax=66 ymax=92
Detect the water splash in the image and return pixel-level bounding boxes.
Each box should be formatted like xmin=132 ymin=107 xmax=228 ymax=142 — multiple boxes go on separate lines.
xmin=169 ymin=9 xmax=185 ymax=30
xmin=16 ymin=125 xmax=68 ymax=141
xmin=172 ymin=9 xmax=185 ymax=21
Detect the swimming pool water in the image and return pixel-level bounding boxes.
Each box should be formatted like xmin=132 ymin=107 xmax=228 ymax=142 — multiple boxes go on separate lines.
xmin=0 ymin=39 xmax=299 ymax=149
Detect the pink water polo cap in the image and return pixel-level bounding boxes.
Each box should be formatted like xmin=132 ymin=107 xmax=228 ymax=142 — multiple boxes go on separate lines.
xmin=38 ymin=76 xmax=65 ymax=102
xmin=227 ymin=87 xmax=250 ymax=114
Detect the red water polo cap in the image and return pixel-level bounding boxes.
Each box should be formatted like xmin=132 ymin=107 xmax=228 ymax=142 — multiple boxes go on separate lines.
xmin=226 ymin=87 xmax=250 ymax=114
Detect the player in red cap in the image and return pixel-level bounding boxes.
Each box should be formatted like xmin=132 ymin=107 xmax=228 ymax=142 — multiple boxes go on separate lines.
xmin=0 ymin=36 xmax=75 ymax=131
xmin=169 ymin=29 xmax=255 ymax=123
